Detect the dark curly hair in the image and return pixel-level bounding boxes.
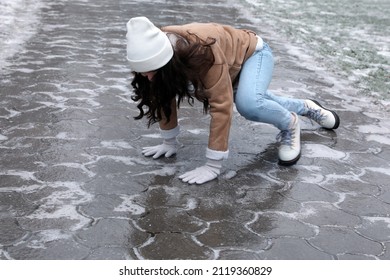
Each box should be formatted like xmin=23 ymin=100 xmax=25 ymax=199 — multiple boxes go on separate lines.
xmin=130 ymin=32 xmax=216 ymax=127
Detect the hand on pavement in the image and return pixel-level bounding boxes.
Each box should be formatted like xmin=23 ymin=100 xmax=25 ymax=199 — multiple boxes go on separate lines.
xmin=142 ymin=138 xmax=179 ymax=159
xmin=179 ymin=159 xmax=222 ymax=184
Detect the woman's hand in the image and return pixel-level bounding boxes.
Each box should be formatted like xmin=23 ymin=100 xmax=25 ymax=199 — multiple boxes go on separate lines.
xmin=142 ymin=138 xmax=179 ymax=159
xmin=179 ymin=159 xmax=222 ymax=184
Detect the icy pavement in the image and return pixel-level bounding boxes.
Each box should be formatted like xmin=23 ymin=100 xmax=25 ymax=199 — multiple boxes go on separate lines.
xmin=0 ymin=0 xmax=390 ymax=260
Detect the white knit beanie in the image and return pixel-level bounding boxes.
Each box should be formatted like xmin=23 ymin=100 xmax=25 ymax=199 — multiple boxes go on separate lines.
xmin=126 ymin=17 xmax=174 ymax=72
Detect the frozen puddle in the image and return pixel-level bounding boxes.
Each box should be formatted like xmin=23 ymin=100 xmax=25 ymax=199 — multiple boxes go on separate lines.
xmin=303 ymin=144 xmax=347 ymax=160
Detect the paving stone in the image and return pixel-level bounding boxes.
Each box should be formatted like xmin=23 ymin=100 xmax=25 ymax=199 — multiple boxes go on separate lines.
xmin=12 ymin=241 xmax=89 ymax=260
xmin=309 ymin=226 xmax=383 ymax=257
xmin=76 ymin=218 xmax=149 ymax=249
xmin=218 ymin=250 xmax=262 ymax=260
xmin=138 ymin=232 xmax=214 ymax=260
xmin=0 ymin=218 xmax=28 ymax=245
xmin=248 ymin=212 xmax=317 ymax=238
xmin=357 ymin=217 xmax=390 ymax=242
xmin=338 ymin=195 xmax=390 ymax=217
xmin=299 ymin=202 xmax=361 ymax=227
xmin=137 ymin=208 xmax=205 ymax=234
xmin=86 ymin=246 xmax=133 ymax=260
xmin=260 ymin=238 xmax=333 ymax=260
xmin=196 ymin=220 xmax=269 ymax=250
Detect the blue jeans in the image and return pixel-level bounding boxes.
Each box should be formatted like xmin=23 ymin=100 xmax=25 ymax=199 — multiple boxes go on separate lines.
xmin=235 ymin=43 xmax=306 ymax=131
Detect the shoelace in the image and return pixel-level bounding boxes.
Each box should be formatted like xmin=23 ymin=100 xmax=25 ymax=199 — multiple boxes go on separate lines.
xmin=276 ymin=130 xmax=292 ymax=145
xmin=305 ymin=108 xmax=325 ymax=125
xmin=277 ymin=125 xmax=299 ymax=146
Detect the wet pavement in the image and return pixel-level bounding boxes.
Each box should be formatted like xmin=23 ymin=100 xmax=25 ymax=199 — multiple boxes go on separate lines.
xmin=1 ymin=0 xmax=390 ymax=260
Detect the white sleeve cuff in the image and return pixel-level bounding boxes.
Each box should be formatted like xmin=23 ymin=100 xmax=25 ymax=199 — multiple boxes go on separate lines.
xmin=255 ymin=35 xmax=264 ymax=50
xmin=206 ymin=148 xmax=229 ymax=160
xmin=160 ymin=125 xmax=180 ymax=140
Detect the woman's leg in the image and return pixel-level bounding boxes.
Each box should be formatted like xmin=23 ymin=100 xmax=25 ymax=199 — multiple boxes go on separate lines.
xmin=235 ymin=43 xmax=305 ymax=130
xmin=235 ymin=43 xmax=302 ymax=165
xmin=263 ymin=90 xmax=306 ymax=115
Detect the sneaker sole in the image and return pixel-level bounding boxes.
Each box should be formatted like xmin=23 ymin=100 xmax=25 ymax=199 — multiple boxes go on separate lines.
xmin=278 ymin=152 xmax=301 ymax=166
xmin=309 ymin=99 xmax=340 ymax=130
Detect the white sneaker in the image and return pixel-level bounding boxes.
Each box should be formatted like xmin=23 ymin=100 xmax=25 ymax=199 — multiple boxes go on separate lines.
xmin=277 ymin=112 xmax=301 ymax=166
xmin=304 ymin=99 xmax=340 ymax=129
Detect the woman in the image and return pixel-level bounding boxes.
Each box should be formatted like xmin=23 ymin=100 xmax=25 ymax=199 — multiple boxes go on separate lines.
xmin=126 ymin=16 xmax=340 ymax=185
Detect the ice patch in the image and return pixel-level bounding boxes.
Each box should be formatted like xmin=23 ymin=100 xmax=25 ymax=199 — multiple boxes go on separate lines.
xmin=0 ymin=108 xmax=21 ymax=119
xmin=54 ymin=162 xmax=96 ymax=178
xmin=14 ymin=68 xmax=35 ymax=73
xmin=100 ymin=155 xmax=150 ymax=166
xmin=366 ymin=135 xmax=390 ymax=145
xmin=43 ymin=181 xmax=93 ymax=205
xmin=110 ymin=84 xmax=132 ymax=94
xmin=55 ymin=132 xmax=77 ymax=140
xmin=0 ymin=134 xmax=8 ymax=141
xmin=142 ymin=133 xmax=161 ymax=139
xmin=74 ymin=97 xmax=101 ymax=108
xmin=114 ymin=194 xmax=145 ymax=215
xmin=133 ymin=166 xmax=176 ymax=176
xmin=0 ymin=184 xmax=43 ymax=193
xmin=301 ymin=165 xmax=322 ymax=172
xmin=365 ymin=167 xmax=390 ymax=177
xmin=0 ymin=249 xmax=12 ymax=260
xmin=304 ymin=144 xmax=347 ymax=160
xmin=36 ymin=229 xmax=72 ymax=243
xmin=26 ymin=181 xmax=94 ymax=231
xmin=188 ymin=129 xmax=207 ymax=135
xmin=322 ymin=172 xmax=365 ymax=185
xmin=0 ymin=0 xmax=44 ymax=71
xmin=301 ymin=174 xmax=325 ymax=184
xmin=185 ymin=197 xmax=198 ymax=210
xmin=358 ymin=124 xmax=390 ymax=134
xmin=363 ymin=216 xmax=390 ymax=230
xmin=255 ymin=205 xmax=318 ymax=221
xmin=101 ymin=140 xmax=134 ymax=150
xmin=223 ymin=170 xmax=237 ymax=180
xmin=28 ymin=205 xmax=91 ymax=231
xmin=116 ymin=94 xmax=135 ymax=104
xmin=239 ymin=0 xmax=389 ymax=98
xmin=0 ymin=170 xmax=39 ymax=182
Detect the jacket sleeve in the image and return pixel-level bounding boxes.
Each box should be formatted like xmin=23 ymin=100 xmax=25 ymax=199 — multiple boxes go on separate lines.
xmin=203 ymin=62 xmax=234 ymax=153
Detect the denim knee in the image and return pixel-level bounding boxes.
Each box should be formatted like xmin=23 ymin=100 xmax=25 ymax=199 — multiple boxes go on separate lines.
xmin=235 ymin=95 xmax=264 ymax=121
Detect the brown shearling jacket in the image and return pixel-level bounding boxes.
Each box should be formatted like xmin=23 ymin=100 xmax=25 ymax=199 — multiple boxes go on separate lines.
xmin=161 ymin=23 xmax=258 ymax=154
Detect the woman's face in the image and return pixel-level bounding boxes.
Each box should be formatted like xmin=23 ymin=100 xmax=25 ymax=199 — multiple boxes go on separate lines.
xmin=141 ymin=71 xmax=157 ymax=81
